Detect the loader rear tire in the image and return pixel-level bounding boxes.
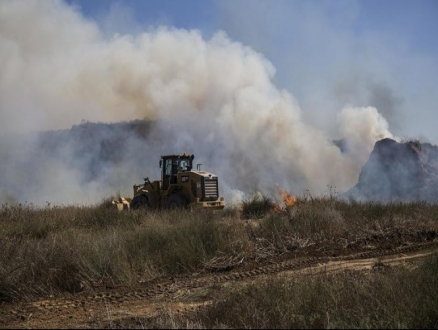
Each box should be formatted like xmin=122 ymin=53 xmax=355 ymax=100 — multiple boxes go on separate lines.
xmin=130 ymin=195 xmax=149 ymax=210
xmin=166 ymin=193 xmax=187 ymax=210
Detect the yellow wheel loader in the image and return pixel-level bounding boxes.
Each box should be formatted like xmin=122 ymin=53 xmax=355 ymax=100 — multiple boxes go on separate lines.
xmin=113 ymin=153 xmax=225 ymax=211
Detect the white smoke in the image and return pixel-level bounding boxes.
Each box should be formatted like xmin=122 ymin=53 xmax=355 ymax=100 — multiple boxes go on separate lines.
xmin=0 ymin=0 xmax=395 ymax=205
xmin=338 ymin=105 xmax=395 ymax=167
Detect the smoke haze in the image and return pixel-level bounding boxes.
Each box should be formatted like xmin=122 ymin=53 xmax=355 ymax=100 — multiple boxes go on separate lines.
xmin=0 ymin=0 xmax=396 ymax=206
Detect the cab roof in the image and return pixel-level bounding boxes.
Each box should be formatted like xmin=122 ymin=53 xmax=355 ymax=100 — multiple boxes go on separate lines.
xmin=161 ymin=153 xmax=194 ymax=160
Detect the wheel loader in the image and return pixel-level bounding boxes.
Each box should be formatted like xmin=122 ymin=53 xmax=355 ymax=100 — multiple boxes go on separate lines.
xmin=112 ymin=153 xmax=225 ymax=211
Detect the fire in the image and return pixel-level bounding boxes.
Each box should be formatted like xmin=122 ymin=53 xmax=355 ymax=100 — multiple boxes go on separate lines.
xmin=280 ymin=188 xmax=296 ymax=207
xmin=274 ymin=184 xmax=296 ymax=212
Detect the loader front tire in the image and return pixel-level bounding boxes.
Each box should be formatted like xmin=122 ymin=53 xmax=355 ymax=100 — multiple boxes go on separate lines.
xmin=166 ymin=193 xmax=187 ymax=210
xmin=130 ymin=195 xmax=149 ymax=210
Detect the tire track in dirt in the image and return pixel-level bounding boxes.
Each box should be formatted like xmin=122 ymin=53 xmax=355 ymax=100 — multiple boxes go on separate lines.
xmin=1 ymin=241 xmax=437 ymax=328
xmin=167 ymin=240 xmax=438 ymax=290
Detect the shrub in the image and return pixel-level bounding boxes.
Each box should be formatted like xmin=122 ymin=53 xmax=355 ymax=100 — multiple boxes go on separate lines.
xmin=240 ymin=192 xmax=276 ymax=219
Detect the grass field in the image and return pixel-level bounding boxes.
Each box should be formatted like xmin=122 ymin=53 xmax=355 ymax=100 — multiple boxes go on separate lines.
xmin=1 ymin=194 xmax=438 ymax=328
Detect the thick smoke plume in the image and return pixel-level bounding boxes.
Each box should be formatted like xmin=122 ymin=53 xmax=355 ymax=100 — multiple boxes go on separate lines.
xmin=0 ymin=0 xmax=395 ymax=206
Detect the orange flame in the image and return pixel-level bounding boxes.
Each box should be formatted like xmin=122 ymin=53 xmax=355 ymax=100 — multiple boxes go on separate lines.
xmin=272 ymin=203 xmax=283 ymax=214
xmin=274 ymin=184 xmax=296 ymax=212
xmin=280 ymin=188 xmax=296 ymax=207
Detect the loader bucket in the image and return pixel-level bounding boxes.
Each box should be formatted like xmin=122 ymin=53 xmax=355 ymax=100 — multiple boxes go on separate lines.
xmin=112 ymin=197 xmax=132 ymax=211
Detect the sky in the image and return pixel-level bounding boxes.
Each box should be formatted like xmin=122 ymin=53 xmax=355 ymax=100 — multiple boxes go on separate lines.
xmin=0 ymin=0 xmax=437 ymax=205
xmin=65 ymin=0 xmax=438 ymax=141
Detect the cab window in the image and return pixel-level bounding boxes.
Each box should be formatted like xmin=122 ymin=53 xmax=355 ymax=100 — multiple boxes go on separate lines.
xmin=165 ymin=159 xmax=172 ymax=176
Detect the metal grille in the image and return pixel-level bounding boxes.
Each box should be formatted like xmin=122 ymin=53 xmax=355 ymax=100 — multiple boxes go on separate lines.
xmin=203 ymin=178 xmax=218 ymax=199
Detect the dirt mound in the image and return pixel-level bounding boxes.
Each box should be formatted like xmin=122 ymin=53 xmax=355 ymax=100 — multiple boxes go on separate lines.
xmin=341 ymin=138 xmax=438 ymax=203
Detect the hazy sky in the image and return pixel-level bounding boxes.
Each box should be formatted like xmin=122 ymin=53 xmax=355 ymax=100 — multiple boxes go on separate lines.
xmin=66 ymin=0 xmax=438 ymax=142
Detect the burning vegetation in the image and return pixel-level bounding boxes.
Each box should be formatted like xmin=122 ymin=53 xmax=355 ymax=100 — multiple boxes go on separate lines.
xmin=272 ymin=184 xmax=297 ymax=213
xmin=240 ymin=185 xmax=297 ymax=219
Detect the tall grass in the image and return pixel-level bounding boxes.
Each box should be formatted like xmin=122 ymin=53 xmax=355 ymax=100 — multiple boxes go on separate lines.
xmin=0 ymin=203 xmax=249 ymax=301
xmin=1 ymin=194 xmax=438 ymax=305
xmin=199 ymin=254 xmax=438 ymax=329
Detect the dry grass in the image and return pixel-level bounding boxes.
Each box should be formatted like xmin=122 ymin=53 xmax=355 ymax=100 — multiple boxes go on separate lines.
xmin=197 ymin=254 xmax=438 ymax=329
xmin=1 ymin=194 xmax=438 ymax=328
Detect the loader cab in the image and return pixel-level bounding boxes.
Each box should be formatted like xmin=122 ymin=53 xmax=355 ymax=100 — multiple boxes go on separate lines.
xmin=160 ymin=154 xmax=194 ymax=191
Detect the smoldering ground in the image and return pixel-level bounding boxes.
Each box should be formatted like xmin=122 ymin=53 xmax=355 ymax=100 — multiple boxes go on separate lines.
xmin=0 ymin=0 xmax=400 ymax=206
